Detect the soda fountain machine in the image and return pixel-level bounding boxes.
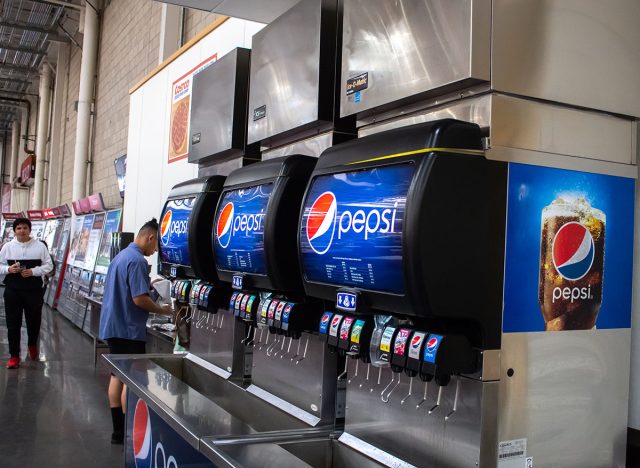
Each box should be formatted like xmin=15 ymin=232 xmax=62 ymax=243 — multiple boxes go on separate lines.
xmin=158 ymin=176 xmax=227 ymax=349
xmin=209 ymin=154 xmax=339 ymax=428
xmin=294 ymin=119 xmax=507 ymax=466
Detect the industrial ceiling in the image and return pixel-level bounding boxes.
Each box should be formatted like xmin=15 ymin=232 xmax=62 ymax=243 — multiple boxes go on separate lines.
xmin=0 ymin=0 xmax=81 ymax=131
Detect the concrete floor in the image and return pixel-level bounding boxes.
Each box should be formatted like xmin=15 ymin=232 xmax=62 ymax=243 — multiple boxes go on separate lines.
xmin=0 ymin=300 xmax=123 ymax=467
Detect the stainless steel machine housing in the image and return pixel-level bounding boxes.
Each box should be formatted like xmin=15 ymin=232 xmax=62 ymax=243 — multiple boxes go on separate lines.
xmin=246 ymin=0 xmax=342 ymax=146
xmin=189 ymin=47 xmax=251 ymax=164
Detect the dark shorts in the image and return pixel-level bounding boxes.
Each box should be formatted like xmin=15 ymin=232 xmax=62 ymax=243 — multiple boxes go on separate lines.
xmin=107 ymin=337 xmax=146 ymax=355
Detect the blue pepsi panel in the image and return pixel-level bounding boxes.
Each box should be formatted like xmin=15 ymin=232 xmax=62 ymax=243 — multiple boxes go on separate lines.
xmin=300 ymin=164 xmax=415 ymax=294
xmin=214 ymin=183 xmax=273 ymax=275
xmin=125 ymin=392 xmax=212 ymax=468
xmin=503 ymin=163 xmax=634 ymax=332
xmin=159 ymin=198 xmax=194 ymax=267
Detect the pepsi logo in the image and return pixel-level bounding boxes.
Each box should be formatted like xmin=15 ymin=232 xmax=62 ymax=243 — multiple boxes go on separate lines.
xmin=306 ymin=192 xmax=337 ymax=255
xmin=331 ymin=316 xmax=341 ymax=328
xmin=411 ymin=335 xmax=422 ymax=349
xmin=426 ymin=337 xmax=439 ymax=352
xmin=321 ymin=314 xmax=331 ymax=324
xmin=216 ymin=202 xmax=234 ymax=248
xmin=160 ymin=210 xmax=172 ymax=246
xmin=133 ymin=400 xmax=152 ymax=468
xmin=552 ymin=222 xmax=594 ymax=281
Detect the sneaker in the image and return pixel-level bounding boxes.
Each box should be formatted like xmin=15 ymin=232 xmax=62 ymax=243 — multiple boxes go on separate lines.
xmin=28 ymin=345 xmax=38 ymax=361
xmin=6 ymin=357 xmax=20 ymax=369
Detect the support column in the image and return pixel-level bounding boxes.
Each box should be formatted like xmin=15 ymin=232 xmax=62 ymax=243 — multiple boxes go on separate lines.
xmin=48 ymin=43 xmax=70 ymax=208
xmin=19 ymin=104 xmax=28 ymax=165
xmin=72 ymin=0 xmax=100 ymax=202
xmin=33 ymin=64 xmax=52 ymax=209
xmin=10 ymin=119 xmax=19 ymax=187
xmin=159 ymin=4 xmax=183 ymax=63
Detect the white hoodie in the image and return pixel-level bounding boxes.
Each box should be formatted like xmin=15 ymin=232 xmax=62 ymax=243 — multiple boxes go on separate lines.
xmin=0 ymin=237 xmax=54 ymax=277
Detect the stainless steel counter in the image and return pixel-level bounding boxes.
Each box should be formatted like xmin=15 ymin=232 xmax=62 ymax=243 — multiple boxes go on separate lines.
xmin=102 ymin=353 xmax=336 ymax=464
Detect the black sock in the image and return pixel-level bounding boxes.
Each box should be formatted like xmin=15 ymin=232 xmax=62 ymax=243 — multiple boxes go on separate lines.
xmin=110 ymin=407 xmax=124 ymax=435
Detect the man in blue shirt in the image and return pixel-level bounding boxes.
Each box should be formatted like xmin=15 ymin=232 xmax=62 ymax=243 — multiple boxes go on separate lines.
xmin=99 ymin=219 xmax=172 ymax=444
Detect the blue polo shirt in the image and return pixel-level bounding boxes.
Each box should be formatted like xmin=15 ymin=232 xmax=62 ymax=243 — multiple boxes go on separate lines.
xmin=99 ymin=243 xmax=151 ymax=341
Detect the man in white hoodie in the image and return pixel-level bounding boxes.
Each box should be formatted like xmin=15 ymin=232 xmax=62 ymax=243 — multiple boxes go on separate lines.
xmin=0 ymin=217 xmax=54 ymax=369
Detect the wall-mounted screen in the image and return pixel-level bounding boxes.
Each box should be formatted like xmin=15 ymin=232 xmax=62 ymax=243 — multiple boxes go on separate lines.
xmin=159 ymin=198 xmax=194 ymax=267
xmin=299 ymin=164 xmax=415 ymax=294
xmin=213 ymin=183 xmax=273 ymax=275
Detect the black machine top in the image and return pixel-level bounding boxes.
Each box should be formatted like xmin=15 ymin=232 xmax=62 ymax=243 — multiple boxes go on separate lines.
xmin=298 ymin=119 xmax=507 ymax=349
xmin=213 ymin=155 xmax=317 ymax=293
xmin=158 ymin=175 xmax=225 ymax=280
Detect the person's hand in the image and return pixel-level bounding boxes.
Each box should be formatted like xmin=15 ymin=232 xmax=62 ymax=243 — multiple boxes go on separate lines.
xmin=20 ymin=268 xmax=33 ymax=278
xmin=8 ymin=263 xmax=21 ymax=274
xmin=159 ymin=304 xmax=173 ymax=316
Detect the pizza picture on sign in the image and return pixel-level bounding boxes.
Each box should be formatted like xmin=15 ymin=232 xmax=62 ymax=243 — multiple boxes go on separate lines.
xmin=169 ymin=95 xmax=190 ymax=161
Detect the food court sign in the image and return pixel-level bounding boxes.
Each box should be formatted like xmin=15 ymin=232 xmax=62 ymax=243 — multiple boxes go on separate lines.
xmin=168 ymin=53 xmax=217 ymax=164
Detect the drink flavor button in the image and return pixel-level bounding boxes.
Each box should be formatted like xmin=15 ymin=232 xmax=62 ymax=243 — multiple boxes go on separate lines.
xmin=408 ymin=332 xmax=426 ymax=361
xmin=267 ymin=301 xmax=278 ymax=325
xmin=245 ymin=296 xmax=256 ymax=317
xmin=229 ymin=292 xmax=238 ymax=309
xmin=282 ymin=303 xmax=293 ymax=323
xmin=423 ymin=334 xmax=443 ymax=364
xmin=340 ymin=317 xmax=354 ymax=341
xmin=380 ymin=326 xmax=395 ymax=353
xmin=393 ymin=328 xmax=411 ymax=356
xmin=319 ymin=312 xmax=333 ymax=334
xmin=329 ymin=314 xmax=343 ymax=337
xmin=350 ymin=320 xmax=364 ymax=344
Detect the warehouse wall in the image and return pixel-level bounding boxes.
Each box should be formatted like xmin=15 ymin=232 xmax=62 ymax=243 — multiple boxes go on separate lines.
xmin=91 ymin=0 xmax=163 ymax=209
xmin=53 ymin=0 xmax=163 ymax=210
xmin=183 ymin=9 xmax=221 ymax=42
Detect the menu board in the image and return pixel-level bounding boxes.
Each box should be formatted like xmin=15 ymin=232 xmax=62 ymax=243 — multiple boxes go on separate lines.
xmin=42 ymin=219 xmax=60 ymax=251
xmin=299 ymin=164 xmax=414 ymax=294
xmin=31 ymin=220 xmax=46 ymax=241
xmin=73 ymin=214 xmax=94 ymax=267
xmin=82 ymin=213 xmax=105 ymax=271
xmin=55 ymin=218 xmax=72 ymax=263
xmin=1 ymin=221 xmax=12 ymax=244
xmin=48 ymin=219 xmax=65 ymax=258
xmin=95 ymin=209 xmax=122 ymax=274
xmin=67 ymin=216 xmax=84 ymax=265
xmin=159 ymin=198 xmax=194 ymax=267
xmin=213 ymin=184 xmax=272 ymax=275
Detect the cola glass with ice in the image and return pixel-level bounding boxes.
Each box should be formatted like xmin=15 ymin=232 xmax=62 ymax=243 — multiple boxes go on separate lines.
xmin=538 ymin=197 xmax=605 ymax=331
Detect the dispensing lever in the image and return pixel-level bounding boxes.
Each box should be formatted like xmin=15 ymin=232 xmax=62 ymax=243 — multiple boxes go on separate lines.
xmin=445 ymin=377 xmax=461 ymax=421
xmin=400 ymin=377 xmax=413 ymax=405
xmin=381 ymin=373 xmax=401 ymax=403
xmin=429 ymin=386 xmax=443 ymax=414
xmin=416 ymin=381 xmax=429 ymax=409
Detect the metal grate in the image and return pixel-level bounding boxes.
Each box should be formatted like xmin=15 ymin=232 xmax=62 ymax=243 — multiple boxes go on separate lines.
xmin=0 ymin=0 xmax=80 ymax=130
